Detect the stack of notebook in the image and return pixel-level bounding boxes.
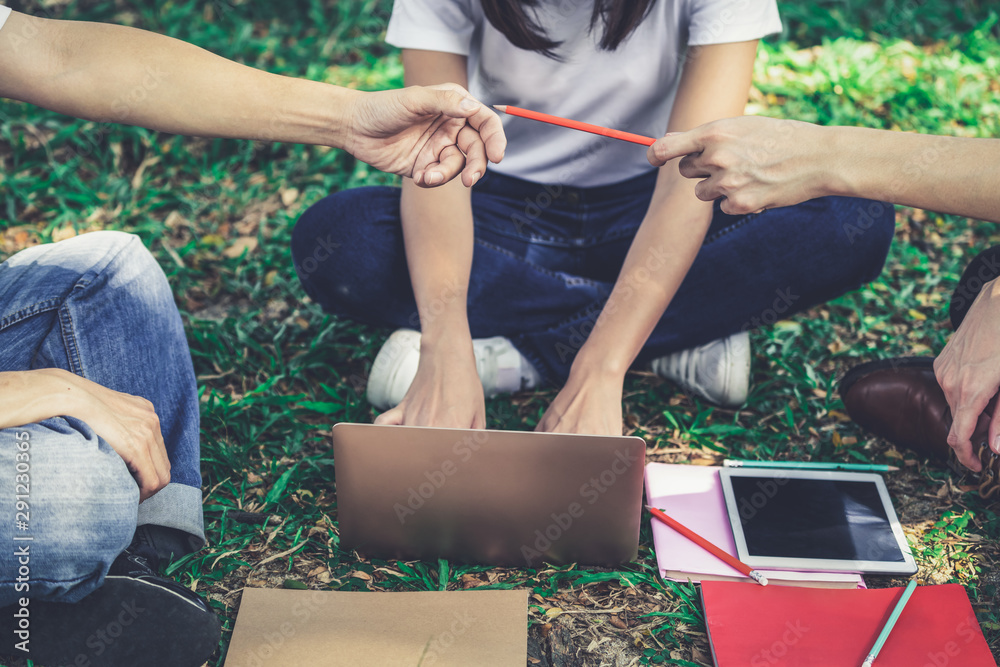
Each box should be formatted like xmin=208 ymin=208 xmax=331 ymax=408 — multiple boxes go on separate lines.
xmin=644 ymin=462 xmax=864 ymax=588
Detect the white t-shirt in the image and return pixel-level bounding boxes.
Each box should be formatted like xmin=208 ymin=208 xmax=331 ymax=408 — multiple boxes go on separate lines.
xmin=387 ymin=0 xmax=781 ymax=187
xmin=0 ymin=5 xmax=11 ymax=32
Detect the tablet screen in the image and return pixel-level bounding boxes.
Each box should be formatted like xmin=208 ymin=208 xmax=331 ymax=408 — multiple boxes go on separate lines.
xmin=730 ymin=476 xmax=906 ymax=562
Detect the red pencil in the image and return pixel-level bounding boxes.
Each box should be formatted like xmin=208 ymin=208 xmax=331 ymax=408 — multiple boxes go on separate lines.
xmin=493 ymin=105 xmax=656 ymax=147
xmin=646 ymin=505 xmax=768 ymax=586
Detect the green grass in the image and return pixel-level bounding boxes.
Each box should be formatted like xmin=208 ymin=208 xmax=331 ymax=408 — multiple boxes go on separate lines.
xmin=1 ymin=0 xmax=999 ymax=664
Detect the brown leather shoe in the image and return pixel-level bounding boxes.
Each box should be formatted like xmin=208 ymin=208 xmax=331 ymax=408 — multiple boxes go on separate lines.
xmin=838 ymin=357 xmax=999 ymax=500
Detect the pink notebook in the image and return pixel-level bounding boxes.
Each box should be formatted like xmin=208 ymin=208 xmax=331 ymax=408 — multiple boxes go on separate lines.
xmin=644 ymin=463 xmax=864 ymax=588
xmin=701 ymin=581 xmax=997 ymax=666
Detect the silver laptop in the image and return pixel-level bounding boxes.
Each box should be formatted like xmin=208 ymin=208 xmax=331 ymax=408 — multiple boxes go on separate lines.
xmin=332 ymin=423 xmax=646 ymax=567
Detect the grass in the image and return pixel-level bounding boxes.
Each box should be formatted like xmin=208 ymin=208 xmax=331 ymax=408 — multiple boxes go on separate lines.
xmin=1 ymin=0 xmax=999 ymax=664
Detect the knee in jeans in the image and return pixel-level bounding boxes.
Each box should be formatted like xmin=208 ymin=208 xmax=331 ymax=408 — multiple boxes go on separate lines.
xmin=68 ymin=230 xmax=145 ymax=261
xmin=69 ymin=230 xmax=166 ymax=292
xmin=291 ymin=195 xmax=353 ymax=278
xmin=838 ymin=198 xmax=895 ymax=282
xmin=40 ymin=426 xmax=137 ymax=534
xmin=103 ymin=231 xmax=160 ymax=274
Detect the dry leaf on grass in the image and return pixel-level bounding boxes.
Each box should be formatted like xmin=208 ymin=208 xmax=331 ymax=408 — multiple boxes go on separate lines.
xmin=223 ymin=236 xmax=259 ymax=258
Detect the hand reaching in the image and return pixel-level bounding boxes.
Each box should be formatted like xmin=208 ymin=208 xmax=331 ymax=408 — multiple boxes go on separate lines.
xmin=374 ymin=338 xmax=486 ymax=429
xmin=934 ymin=278 xmax=1000 ymax=471
xmin=646 ymin=117 xmax=830 ymax=215
xmin=347 ymin=83 xmax=506 ymax=188
xmin=536 ymin=370 xmax=624 ymax=436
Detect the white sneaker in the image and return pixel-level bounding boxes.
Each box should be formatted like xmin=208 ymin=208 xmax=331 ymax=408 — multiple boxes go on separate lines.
xmin=366 ymin=329 xmax=542 ymax=410
xmin=650 ymin=331 xmax=751 ymax=408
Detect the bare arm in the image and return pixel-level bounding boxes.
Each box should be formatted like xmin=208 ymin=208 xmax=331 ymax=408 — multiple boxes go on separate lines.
xmin=0 ymin=370 xmax=169 ymax=501
xmin=373 ymin=49 xmax=486 ymax=428
xmin=648 ymin=117 xmax=1000 ymax=222
xmin=0 ymin=11 xmax=504 ymax=186
xmin=538 ymin=41 xmax=760 ymax=435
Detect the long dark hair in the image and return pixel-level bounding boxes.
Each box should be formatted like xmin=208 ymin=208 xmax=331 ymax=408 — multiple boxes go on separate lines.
xmin=480 ymin=0 xmax=657 ymax=58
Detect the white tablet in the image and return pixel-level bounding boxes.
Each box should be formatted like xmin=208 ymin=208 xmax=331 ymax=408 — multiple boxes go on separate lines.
xmin=719 ymin=468 xmax=917 ymax=575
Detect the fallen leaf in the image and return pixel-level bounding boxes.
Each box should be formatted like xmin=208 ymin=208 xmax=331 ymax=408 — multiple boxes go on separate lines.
xmin=164 ymin=211 xmax=189 ymax=230
xmin=223 ymin=236 xmax=259 ymax=258
xmin=52 ymin=226 xmax=77 ymax=242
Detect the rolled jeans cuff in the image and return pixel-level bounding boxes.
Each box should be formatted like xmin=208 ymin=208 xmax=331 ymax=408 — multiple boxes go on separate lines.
xmin=137 ymin=482 xmax=206 ymax=554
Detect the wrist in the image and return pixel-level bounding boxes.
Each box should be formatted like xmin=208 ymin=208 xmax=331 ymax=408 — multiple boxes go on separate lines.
xmin=0 ymin=369 xmax=88 ymax=429
xmin=33 ymin=368 xmax=92 ymax=415
xmin=821 ymin=126 xmax=861 ymax=199
xmin=568 ymin=346 xmax=629 ymax=385
xmin=321 ymin=85 xmax=362 ymax=150
xmin=418 ymin=319 xmax=473 ymax=353
xmin=414 ymin=297 xmax=471 ymax=345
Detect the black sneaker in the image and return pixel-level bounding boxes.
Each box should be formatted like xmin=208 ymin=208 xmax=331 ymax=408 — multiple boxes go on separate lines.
xmin=1 ymin=540 xmax=220 ymax=666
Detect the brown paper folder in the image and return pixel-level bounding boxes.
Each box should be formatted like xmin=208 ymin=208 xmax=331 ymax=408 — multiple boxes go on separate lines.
xmin=224 ymin=588 xmax=527 ymax=667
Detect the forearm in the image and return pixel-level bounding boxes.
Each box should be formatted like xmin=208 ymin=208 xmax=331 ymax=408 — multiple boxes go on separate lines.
xmin=398 ymin=48 xmax=475 ymax=345
xmin=825 ymin=127 xmax=1000 ymax=223
xmin=572 ymin=40 xmax=756 ymax=378
xmin=0 ymin=13 xmax=355 ymax=147
xmin=576 ymin=174 xmax=713 ymax=376
xmin=0 ymin=369 xmax=84 ymax=430
xmin=400 ymin=179 xmax=475 ymax=345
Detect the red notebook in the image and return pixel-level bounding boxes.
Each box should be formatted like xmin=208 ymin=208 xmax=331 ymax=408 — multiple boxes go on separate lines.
xmin=701 ymin=581 xmax=997 ymax=666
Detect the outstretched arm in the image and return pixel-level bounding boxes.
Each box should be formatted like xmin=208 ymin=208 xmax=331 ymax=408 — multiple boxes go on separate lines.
xmin=373 ymin=49 xmax=487 ymax=429
xmin=0 ymin=10 xmax=504 ymax=187
xmin=647 ymin=117 xmax=1000 ymax=469
xmin=537 ymin=40 xmax=759 ymax=435
xmin=647 ymin=117 xmax=1000 ymax=222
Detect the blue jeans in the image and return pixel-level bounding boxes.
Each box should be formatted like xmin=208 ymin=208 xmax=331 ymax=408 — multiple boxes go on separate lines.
xmin=0 ymin=232 xmax=205 ymax=605
xmin=291 ymin=170 xmax=895 ymax=383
